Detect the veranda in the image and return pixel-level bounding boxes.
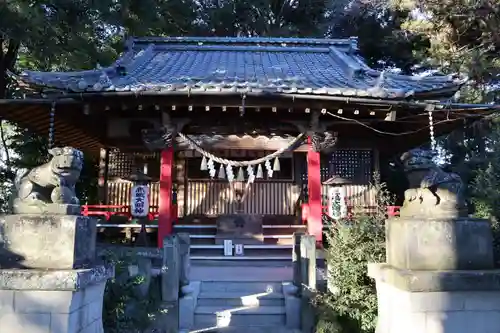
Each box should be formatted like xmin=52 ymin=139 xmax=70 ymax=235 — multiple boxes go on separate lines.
xmin=2 ymin=36 xmax=489 ymax=255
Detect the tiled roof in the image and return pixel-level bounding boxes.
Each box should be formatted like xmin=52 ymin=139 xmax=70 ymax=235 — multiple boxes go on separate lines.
xmin=14 ymin=36 xmax=462 ymax=99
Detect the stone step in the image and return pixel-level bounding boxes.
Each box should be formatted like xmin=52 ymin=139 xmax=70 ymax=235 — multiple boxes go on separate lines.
xmin=187 ymin=325 xmax=301 ymax=333
xmin=189 ymin=234 xmax=294 ymax=245
xmin=190 ymin=255 xmax=292 ymax=261
xmin=194 ymin=305 xmax=286 ymax=328
xmin=190 ymin=246 xmax=292 ymax=258
xmin=200 ymin=281 xmax=283 ymax=293
xmin=197 ymin=291 xmax=285 ymax=307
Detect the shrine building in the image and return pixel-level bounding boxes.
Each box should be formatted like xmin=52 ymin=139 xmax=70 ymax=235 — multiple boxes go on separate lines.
xmin=1 ymin=36 xmax=493 ymax=259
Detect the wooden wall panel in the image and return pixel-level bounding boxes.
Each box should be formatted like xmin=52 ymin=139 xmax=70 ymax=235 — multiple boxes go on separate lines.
xmin=184 ymin=180 xmax=300 ymax=216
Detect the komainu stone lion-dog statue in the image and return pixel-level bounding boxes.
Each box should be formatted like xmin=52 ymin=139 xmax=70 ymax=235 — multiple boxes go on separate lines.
xmin=400 ymin=148 xmax=467 ymax=219
xmin=12 ymin=147 xmax=84 ymax=214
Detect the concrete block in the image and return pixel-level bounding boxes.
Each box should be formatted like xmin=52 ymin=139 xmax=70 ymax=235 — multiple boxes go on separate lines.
xmin=14 ymin=290 xmax=84 ymax=314
xmin=179 ymin=295 xmax=196 ymax=330
xmin=0 ymin=289 xmax=14 ymax=309
xmin=0 ymin=312 xmax=51 ymax=333
xmin=86 ymin=300 xmax=104 ymax=325
xmin=50 ymin=311 xmax=82 ymax=333
xmin=408 ymin=290 xmax=466 ymax=312
xmin=464 ymin=292 xmax=500 ymax=311
xmin=284 ymin=296 xmax=301 ymax=329
xmin=83 ymin=281 xmax=106 ymax=306
xmin=371 ymin=267 xmax=500 ymax=333
xmin=425 ymin=311 xmax=468 ymax=333
xmin=0 ymin=214 xmax=97 ymax=270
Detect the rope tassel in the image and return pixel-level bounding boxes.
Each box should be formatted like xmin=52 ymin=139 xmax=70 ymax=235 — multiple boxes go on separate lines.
xmin=218 ymin=164 xmax=226 ymax=179
xmin=237 ymin=167 xmax=245 ymax=182
xmin=226 ymin=165 xmax=234 ymax=182
xmin=200 ymin=156 xmax=208 ymax=171
xmin=256 ymin=164 xmax=264 ymax=179
xmin=273 ymin=157 xmax=280 ymax=171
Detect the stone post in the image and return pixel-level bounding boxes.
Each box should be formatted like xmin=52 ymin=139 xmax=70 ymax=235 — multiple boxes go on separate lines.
xmin=177 ymin=232 xmax=191 ymax=287
xmin=161 ymin=235 xmax=181 ymax=333
xmin=292 ymin=231 xmax=305 ymax=288
xmin=300 ymin=234 xmax=317 ymax=333
xmin=369 ymin=148 xmax=500 ymax=333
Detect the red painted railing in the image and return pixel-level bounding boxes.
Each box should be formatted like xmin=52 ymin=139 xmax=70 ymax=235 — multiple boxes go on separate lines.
xmin=301 ymin=204 xmax=400 ymax=223
xmin=82 ymin=204 xmax=177 ymax=222
xmin=82 ymin=204 xmax=399 ymax=223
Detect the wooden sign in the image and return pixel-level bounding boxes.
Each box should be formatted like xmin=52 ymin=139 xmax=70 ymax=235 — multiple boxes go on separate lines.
xmin=130 ymin=185 xmax=150 ymax=218
xmin=328 ymin=186 xmax=347 ymax=219
xmin=234 ymin=244 xmax=244 ymax=256
xmin=224 ymin=240 xmax=233 ymax=256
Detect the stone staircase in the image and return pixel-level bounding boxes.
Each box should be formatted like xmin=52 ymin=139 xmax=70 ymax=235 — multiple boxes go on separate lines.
xmin=174 ymin=216 xmax=306 ymax=260
xmin=188 ymin=280 xmax=300 ymax=333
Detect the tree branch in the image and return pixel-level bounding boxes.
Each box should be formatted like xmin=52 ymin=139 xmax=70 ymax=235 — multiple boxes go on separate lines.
xmin=4 ymin=39 xmax=20 ymax=70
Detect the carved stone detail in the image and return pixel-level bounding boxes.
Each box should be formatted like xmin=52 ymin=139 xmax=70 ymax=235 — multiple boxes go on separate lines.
xmin=141 ymin=113 xmax=190 ymax=150
xmin=11 ymin=147 xmax=84 ymax=215
xmin=309 ymin=111 xmax=338 ymax=153
xmin=311 ymin=131 xmax=338 ymax=153
xmin=400 ymin=148 xmax=467 ymax=218
xmin=285 ymin=111 xmax=338 ymax=153
xmin=142 ymin=124 xmax=177 ymax=150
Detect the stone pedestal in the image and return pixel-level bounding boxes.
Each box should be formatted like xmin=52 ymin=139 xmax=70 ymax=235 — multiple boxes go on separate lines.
xmin=370 ymin=217 xmax=500 ymax=333
xmin=369 ymin=264 xmax=500 ymax=333
xmin=0 ymin=265 xmax=114 ymax=333
xmin=386 ymin=217 xmax=494 ymax=270
xmin=0 ymin=214 xmax=97 ymax=269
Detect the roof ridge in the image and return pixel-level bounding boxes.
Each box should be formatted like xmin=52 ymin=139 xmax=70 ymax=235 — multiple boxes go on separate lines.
xmin=130 ymin=36 xmax=358 ymax=48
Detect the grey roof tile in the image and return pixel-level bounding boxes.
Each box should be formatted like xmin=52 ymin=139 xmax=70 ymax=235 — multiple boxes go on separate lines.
xmin=15 ymin=36 xmax=461 ymax=98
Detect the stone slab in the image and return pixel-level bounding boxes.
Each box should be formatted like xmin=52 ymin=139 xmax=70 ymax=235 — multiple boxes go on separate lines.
xmin=0 ymin=214 xmax=97 ymax=269
xmin=12 ymin=202 xmax=81 ymax=215
xmin=368 ymin=263 xmax=500 ymax=292
xmin=386 ymin=217 xmax=494 ymax=270
xmin=0 ymin=265 xmax=114 ymax=291
xmin=0 ymin=278 xmax=109 ymax=333
xmin=371 ymin=267 xmax=500 ymax=333
xmin=216 ymin=214 xmax=263 ymax=245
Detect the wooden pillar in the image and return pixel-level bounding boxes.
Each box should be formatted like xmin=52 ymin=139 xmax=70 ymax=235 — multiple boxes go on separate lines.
xmin=307 ymin=136 xmax=322 ymax=244
xmin=158 ymin=147 xmax=174 ymax=248
xmin=98 ymin=148 xmax=109 ymax=204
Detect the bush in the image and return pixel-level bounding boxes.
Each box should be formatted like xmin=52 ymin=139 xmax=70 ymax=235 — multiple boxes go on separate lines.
xmin=315 ymin=176 xmax=391 ymax=333
xmin=470 ymin=132 xmax=500 ymax=267
xmin=102 ymin=251 xmax=164 ymax=333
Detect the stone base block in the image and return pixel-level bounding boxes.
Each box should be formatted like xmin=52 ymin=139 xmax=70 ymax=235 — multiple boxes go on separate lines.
xmin=282 ymin=282 xmax=300 ymax=329
xmin=0 ymin=214 xmax=97 ymax=269
xmin=386 ymin=217 xmax=494 ymax=270
xmin=0 ymin=265 xmax=113 ymax=333
xmin=179 ymin=281 xmax=201 ymax=330
xmin=369 ymin=263 xmax=500 ymax=333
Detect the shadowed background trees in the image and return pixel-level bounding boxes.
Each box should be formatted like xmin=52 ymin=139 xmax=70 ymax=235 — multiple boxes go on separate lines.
xmin=0 ymin=0 xmax=499 ymax=211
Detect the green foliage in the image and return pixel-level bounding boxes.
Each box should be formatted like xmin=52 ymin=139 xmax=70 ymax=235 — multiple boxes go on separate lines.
xmin=315 ymin=175 xmax=392 ymax=333
xmin=470 ymin=125 xmax=500 ymax=267
xmin=101 ymin=251 xmax=163 ymax=333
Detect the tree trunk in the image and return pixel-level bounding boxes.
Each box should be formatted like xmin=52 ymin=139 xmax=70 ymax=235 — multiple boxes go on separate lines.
xmin=0 ymin=38 xmax=20 ymax=99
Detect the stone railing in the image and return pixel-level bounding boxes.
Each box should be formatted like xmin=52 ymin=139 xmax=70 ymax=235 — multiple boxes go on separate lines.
xmin=96 ymin=233 xmax=194 ymax=332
